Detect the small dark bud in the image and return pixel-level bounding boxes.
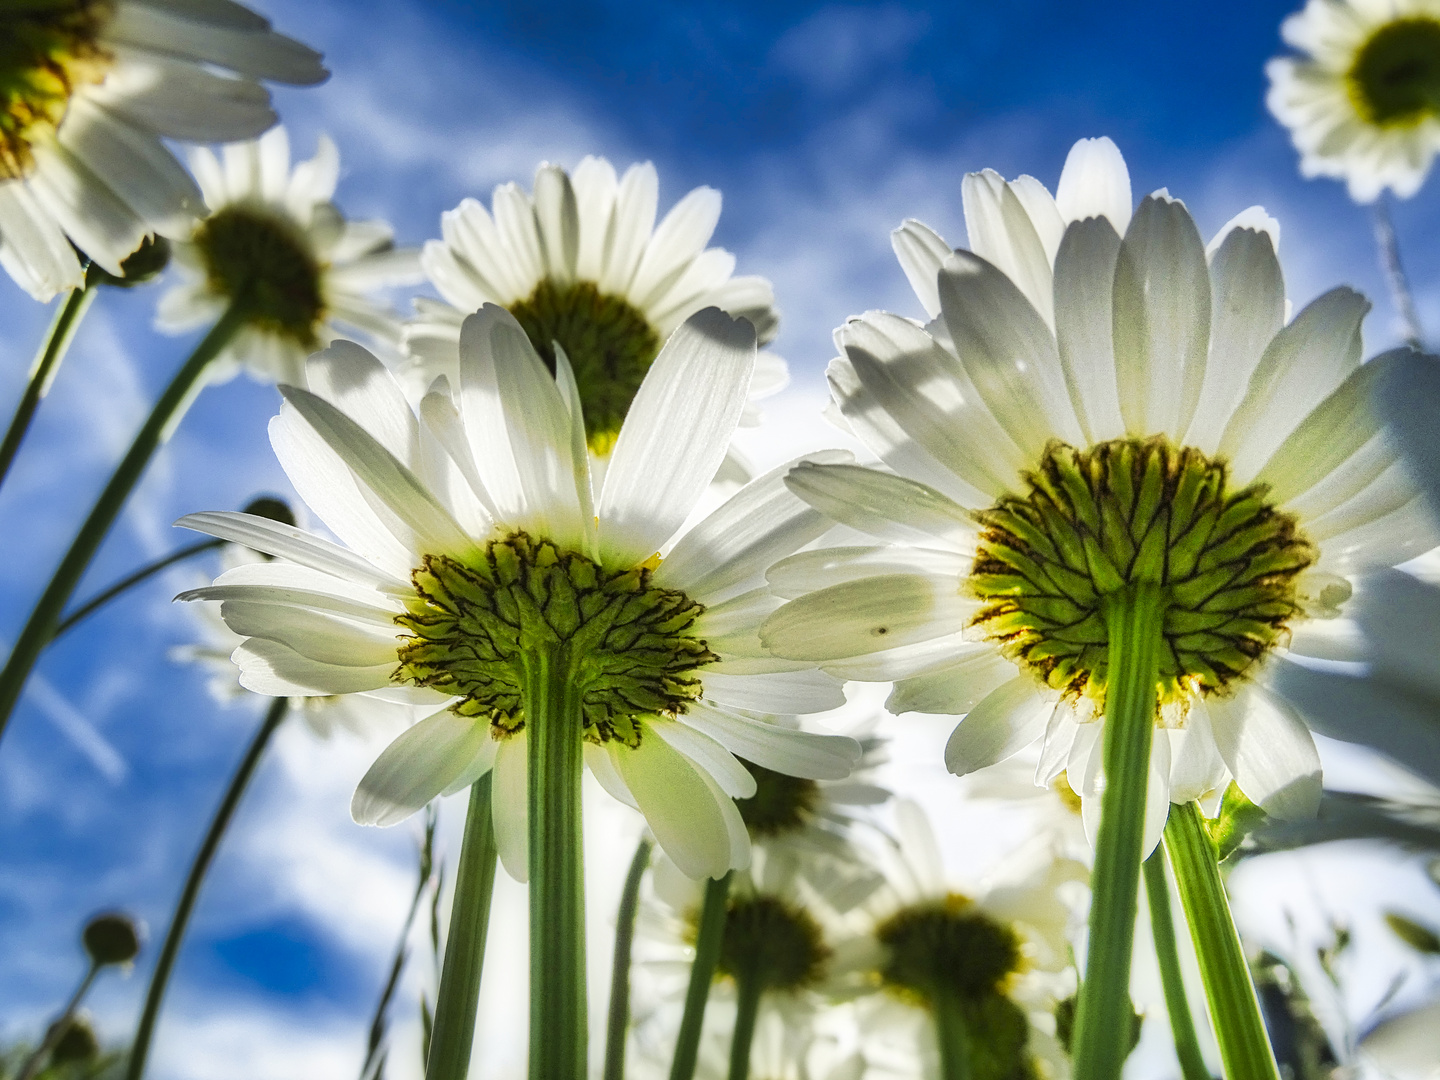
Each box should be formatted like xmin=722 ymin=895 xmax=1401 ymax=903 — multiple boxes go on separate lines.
xmin=83 ymin=912 xmax=140 ymax=967
xmin=86 ymin=236 xmax=171 ymax=288
xmin=1055 ymin=994 xmax=1143 ymax=1057
xmin=241 ymin=496 xmax=297 ymax=528
xmin=49 ymin=1014 xmax=100 ymax=1063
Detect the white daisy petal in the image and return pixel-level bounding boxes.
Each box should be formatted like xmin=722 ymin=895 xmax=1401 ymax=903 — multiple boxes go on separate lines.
xmin=767 ymin=547 xmax=969 ymax=601
xmin=649 ymin=717 xmax=756 ymax=799
xmin=598 ymin=308 xmax=756 ymax=566
xmin=233 ymin=637 xmax=394 ymax=697
xmin=352 ymin=710 xmax=493 ymax=827
xmin=943 ymin=676 xmax=1050 ymax=776
xmin=1111 ymin=195 xmax=1211 ymax=441
xmin=1205 ymin=684 xmax=1322 ymax=820
xmin=1051 ymin=216 xmax=1126 ymax=444
xmin=782 ymin=462 xmax=975 ymax=551
xmin=0 ymin=180 xmax=85 ymax=300
xmin=1055 ymin=136 xmax=1132 ymax=232
xmin=492 ymin=736 xmax=529 ymax=882
xmin=891 ymin=218 xmax=952 ymax=319
xmin=760 ymin=574 xmax=971 ymax=663
xmin=681 ymin=705 xmax=861 ymax=780
xmin=887 ymin=650 xmax=1017 ymax=716
xmin=701 ymin=669 xmax=846 ymax=714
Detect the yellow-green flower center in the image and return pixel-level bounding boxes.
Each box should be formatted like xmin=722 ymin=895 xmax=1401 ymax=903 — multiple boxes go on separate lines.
xmin=0 ymin=0 xmax=113 ymax=180
xmin=507 ymin=279 xmax=661 ymax=455
xmin=875 ymin=896 xmax=1037 ymax=1080
xmin=717 ymin=894 xmax=830 ymax=993
xmin=1347 ymin=16 xmax=1440 ymax=127
xmin=394 ymin=533 xmax=716 ymax=746
xmin=734 ymin=759 xmax=820 ymax=839
xmin=197 ymin=205 xmax=326 ymax=346
xmin=969 ymin=438 xmax=1313 ymax=715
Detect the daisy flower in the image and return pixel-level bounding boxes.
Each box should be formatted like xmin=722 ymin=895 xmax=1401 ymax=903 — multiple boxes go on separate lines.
xmin=1267 ymin=0 xmax=1440 ymax=201
xmin=762 ymin=137 xmax=1439 ymax=842
xmin=827 ymin=800 xmax=1084 ymax=1080
xmin=157 ymin=126 xmax=423 ymax=386
xmin=0 ymin=0 xmax=326 ymax=301
xmin=403 ymin=158 xmax=787 ymax=458
xmin=177 ymin=305 xmax=861 ymax=881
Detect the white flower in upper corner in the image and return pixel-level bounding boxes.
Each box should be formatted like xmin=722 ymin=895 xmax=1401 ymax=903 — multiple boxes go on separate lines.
xmin=762 ymin=135 xmax=1440 ymax=853
xmin=827 ymin=800 xmax=1083 ymax=1080
xmin=0 ymin=0 xmax=326 ymax=302
xmin=1267 ymin=0 xmax=1440 ymax=201
xmin=157 ymin=126 xmax=423 ymax=386
xmin=403 ymin=158 xmax=787 ymax=459
xmin=176 ymin=305 xmax=861 ymax=881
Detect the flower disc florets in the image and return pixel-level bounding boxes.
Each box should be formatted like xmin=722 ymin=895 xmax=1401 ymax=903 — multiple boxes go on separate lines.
xmin=735 ymin=760 xmax=821 ymax=839
xmin=1347 ymin=17 xmax=1440 ymax=127
xmin=508 ymin=279 xmax=662 ymax=454
xmin=0 ymin=0 xmax=113 ymax=180
xmin=197 ymin=205 xmax=326 ymax=346
xmin=718 ymin=894 xmax=831 ymax=992
xmin=394 ymin=533 xmax=716 ymax=746
xmin=876 ymin=894 xmax=1023 ymax=1001
xmin=969 ymin=438 xmax=1314 ymax=712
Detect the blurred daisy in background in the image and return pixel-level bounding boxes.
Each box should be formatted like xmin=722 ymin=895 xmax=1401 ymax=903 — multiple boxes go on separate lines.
xmin=0 ymin=0 xmax=326 ymax=301
xmin=1268 ymin=0 xmax=1440 ymax=201
xmin=403 ymin=158 xmax=787 ymax=465
xmin=157 ymin=126 xmax=423 ymax=386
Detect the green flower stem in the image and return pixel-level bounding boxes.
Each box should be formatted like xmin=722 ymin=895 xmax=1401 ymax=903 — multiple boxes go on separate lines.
xmin=931 ymin=987 xmax=974 ymax=1080
xmin=54 ymin=539 xmax=224 ymax=639
xmin=16 ymin=963 xmax=100 ymax=1080
xmin=0 ymin=297 xmax=251 ymax=748
xmin=1144 ymin=847 xmax=1211 ymax=1080
xmin=603 ymin=836 xmax=653 ymax=1080
xmin=726 ymin=967 xmax=763 ymax=1080
xmin=1164 ymin=801 xmax=1280 ymax=1080
xmin=425 ymin=776 xmax=498 ymax=1080
xmin=125 ymin=695 xmax=287 ymax=1080
xmin=523 ymin=643 xmax=587 ymax=1080
xmin=0 ymin=285 xmax=96 ymax=494
xmin=668 ymin=871 xmax=732 ymax=1080
xmin=1072 ymin=580 xmax=1166 ymax=1080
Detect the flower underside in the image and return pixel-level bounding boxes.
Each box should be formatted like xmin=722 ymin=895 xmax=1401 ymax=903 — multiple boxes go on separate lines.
xmin=970 ymin=438 xmax=1313 ymax=713
xmin=395 ymin=533 xmax=716 ymax=747
xmin=507 ymin=278 xmax=661 ymax=455
xmin=876 ymin=896 xmax=1036 ymax=1080
xmin=198 ymin=205 xmax=326 ymax=346
xmin=717 ymin=894 xmax=830 ymax=992
xmin=734 ymin=759 xmax=820 ymax=839
xmin=1346 ymin=17 xmax=1440 ymax=127
xmin=0 ymin=0 xmax=113 ymax=180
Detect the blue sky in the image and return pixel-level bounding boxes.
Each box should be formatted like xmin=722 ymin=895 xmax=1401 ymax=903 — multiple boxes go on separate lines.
xmin=3 ymin=1 xmax=1440 ymax=1077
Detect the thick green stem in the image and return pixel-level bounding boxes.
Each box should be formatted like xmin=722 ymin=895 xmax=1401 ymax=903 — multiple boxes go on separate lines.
xmin=1072 ymin=581 xmax=1166 ymax=1080
xmin=931 ymin=987 xmax=974 ymax=1080
xmin=523 ymin=643 xmax=587 ymax=1080
xmin=0 ymin=286 xmax=96 ymax=494
xmin=54 ymin=539 xmax=224 ymax=639
xmin=603 ymin=837 xmax=653 ymax=1080
xmin=726 ymin=969 xmax=763 ymax=1080
xmin=426 ymin=775 xmax=498 ymax=1080
xmin=0 ymin=298 xmax=250 ymax=747
xmin=1145 ymin=848 xmax=1211 ymax=1080
xmin=125 ymin=695 xmax=287 ymax=1080
xmin=1165 ymin=802 xmax=1280 ymax=1080
xmin=668 ymin=871 xmax=732 ymax=1080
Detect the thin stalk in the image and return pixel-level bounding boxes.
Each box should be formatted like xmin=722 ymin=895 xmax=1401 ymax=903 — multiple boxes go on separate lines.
xmin=603 ymin=837 xmax=653 ymax=1080
xmin=0 ymin=297 xmax=251 ymax=747
xmin=1145 ymin=847 xmax=1211 ymax=1080
xmin=54 ymin=539 xmax=224 ymax=639
xmin=1165 ymin=802 xmax=1281 ymax=1080
xmin=668 ymin=871 xmax=732 ymax=1080
xmin=931 ymin=986 xmax=974 ymax=1080
xmin=1373 ymin=197 xmax=1425 ymax=350
xmin=523 ymin=643 xmax=587 ymax=1080
xmin=15 ymin=964 xmax=99 ymax=1080
xmin=0 ymin=286 xmax=96 ymax=493
xmin=725 ymin=969 xmax=762 ymax=1080
xmin=425 ymin=775 xmax=498 ymax=1080
xmin=1072 ymin=581 xmax=1166 ymax=1079
xmin=125 ymin=695 xmax=287 ymax=1080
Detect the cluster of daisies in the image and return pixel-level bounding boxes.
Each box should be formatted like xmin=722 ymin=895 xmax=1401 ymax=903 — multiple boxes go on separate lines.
xmin=6 ymin=0 xmax=1440 ymax=1077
